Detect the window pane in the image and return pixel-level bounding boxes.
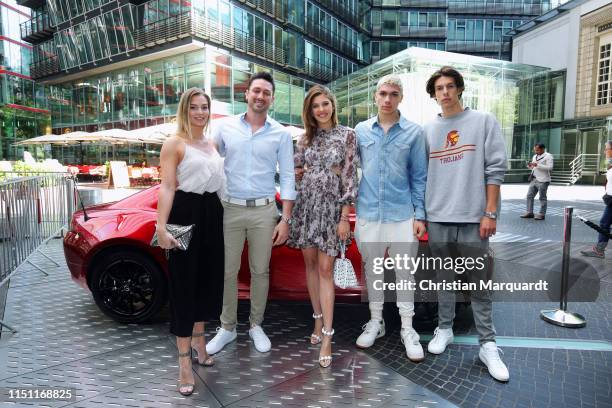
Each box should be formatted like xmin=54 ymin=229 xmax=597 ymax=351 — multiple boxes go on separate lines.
xmin=210 ymin=63 xmax=231 ymax=104
xmin=232 ymin=70 xmax=250 ymax=113
xmin=410 ymin=12 xmax=417 ymax=26
xmin=475 ymin=20 xmax=483 ymax=41
xmin=382 ymin=10 xmax=397 ymax=36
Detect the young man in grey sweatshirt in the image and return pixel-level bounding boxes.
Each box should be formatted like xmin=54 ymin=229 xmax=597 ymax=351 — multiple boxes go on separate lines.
xmin=423 ymin=66 xmax=509 ymax=382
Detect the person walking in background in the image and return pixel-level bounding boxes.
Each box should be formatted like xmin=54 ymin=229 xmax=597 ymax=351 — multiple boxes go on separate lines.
xmin=521 ymin=143 xmax=553 ymax=220
xmin=580 ymin=140 xmax=612 ymax=259
xmin=207 ymin=72 xmax=296 ymax=355
xmin=423 ymin=66 xmax=509 ymax=382
xmin=156 ymin=88 xmax=225 ymax=396
xmin=287 ymin=85 xmax=357 ymax=367
xmin=353 ymin=74 xmax=428 ymax=363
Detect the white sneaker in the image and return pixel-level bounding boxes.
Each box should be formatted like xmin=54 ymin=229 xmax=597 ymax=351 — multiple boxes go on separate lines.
xmin=427 ymin=327 xmax=454 ymax=354
xmin=479 ymin=342 xmax=510 ymax=382
xmin=205 ymin=327 xmax=237 ymax=355
xmin=400 ymin=328 xmax=424 ymax=362
xmin=356 ymin=320 xmax=385 ymax=348
xmin=249 ymin=325 xmax=271 ymax=353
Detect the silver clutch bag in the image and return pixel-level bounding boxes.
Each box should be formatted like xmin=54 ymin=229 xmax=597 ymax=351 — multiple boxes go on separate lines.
xmin=151 ymin=224 xmax=195 ymax=257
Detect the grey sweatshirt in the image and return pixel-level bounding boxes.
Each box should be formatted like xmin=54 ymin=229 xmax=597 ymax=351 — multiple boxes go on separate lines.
xmin=424 ymin=108 xmax=507 ymax=223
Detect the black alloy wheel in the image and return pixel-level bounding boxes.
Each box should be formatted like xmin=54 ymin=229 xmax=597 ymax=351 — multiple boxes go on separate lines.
xmin=89 ymin=250 xmax=167 ymax=323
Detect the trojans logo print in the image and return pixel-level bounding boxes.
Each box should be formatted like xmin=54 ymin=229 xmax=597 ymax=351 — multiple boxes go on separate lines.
xmin=445 ymin=130 xmax=460 ymax=148
xmin=429 ymin=129 xmax=476 ymax=165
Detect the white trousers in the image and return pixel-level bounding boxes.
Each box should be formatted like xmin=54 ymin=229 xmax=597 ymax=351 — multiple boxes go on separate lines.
xmin=355 ymin=218 xmax=417 ymax=318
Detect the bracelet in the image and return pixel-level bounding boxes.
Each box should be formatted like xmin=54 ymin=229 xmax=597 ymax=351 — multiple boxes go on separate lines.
xmin=340 ymin=215 xmax=349 ymax=222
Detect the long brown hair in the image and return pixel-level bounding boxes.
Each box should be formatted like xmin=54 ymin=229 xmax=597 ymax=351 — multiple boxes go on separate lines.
xmin=175 ymin=87 xmax=211 ymax=141
xmin=301 ymin=85 xmax=338 ymax=147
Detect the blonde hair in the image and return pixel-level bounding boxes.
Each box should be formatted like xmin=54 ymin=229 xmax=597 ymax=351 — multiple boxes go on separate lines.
xmin=175 ymin=87 xmax=211 ymax=140
xmin=301 ymin=85 xmax=338 ymax=147
xmin=376 ymin=74 xmax=403 ymax=96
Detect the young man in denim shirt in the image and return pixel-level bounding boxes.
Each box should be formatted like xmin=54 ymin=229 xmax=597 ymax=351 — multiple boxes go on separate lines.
xmin=354 ymin=74 xmax=428 ymax=362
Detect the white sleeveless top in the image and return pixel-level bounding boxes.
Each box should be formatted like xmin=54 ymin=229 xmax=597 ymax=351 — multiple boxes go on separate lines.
xmin=176 ymin=143 xmax=225 ymax=196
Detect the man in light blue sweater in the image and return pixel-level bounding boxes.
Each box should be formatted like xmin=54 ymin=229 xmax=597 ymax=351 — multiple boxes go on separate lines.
xmin=423 ymin=66 xmax=509 ymax=382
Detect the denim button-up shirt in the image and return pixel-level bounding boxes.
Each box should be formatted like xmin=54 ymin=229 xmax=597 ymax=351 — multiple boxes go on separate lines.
xmin=355 ymin=114 xmax=427 ymax=222
xmin=213 ymin=113 xmax=297 ymax=201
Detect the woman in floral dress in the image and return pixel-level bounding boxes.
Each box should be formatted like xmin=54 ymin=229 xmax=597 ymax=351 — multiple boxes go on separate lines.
xmin=287 ymin=85 xmax=357 ymax=367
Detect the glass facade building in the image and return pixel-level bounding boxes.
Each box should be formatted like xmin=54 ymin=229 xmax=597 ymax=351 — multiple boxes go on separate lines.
xmin=367 ymin=0 xmax=565 ymax=62
xmin=328 ymin=47 xmax=549 ymax=178
xmin=18 ymin=0 xmax=367 ymax=162
xmin=12 ymin=0 xmax=572 ymax=163
xmin=0 ymin=0 xmax=50 ymax=161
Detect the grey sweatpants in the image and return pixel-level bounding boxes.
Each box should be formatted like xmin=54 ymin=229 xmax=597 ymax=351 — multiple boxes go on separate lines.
xmin=427 ymin=222 xmax=496 ymax=344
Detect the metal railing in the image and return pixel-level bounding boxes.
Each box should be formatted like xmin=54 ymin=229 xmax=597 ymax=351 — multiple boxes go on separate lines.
xmin=398 ymin=0 xmax=447 ymax=7
xmin=235 ymin=0 xmax=286 ymax=22
xmin=506 ymin=157 xmax=531 ymax=177
xmin=304 ymin=57 xmax=344 ymax=82
xmin=567 ymin=154 xmax=600 ymax=184
xmin=398 ymin=26 xmax=447 ymax=38
xmin=0 ymin=172 xmax=74 ymax=333
xmin=20 ymin=12 xmax=55 ymax=42
xmin=448 ymin=0 xmax=548 ymax=15
xmin=30 ymin=54 xmax=60 ymax=80
xmin=305 ymin=21 xmax=359 ymax=60
xmin=446 ymin=40 xmax=510 ymax=54
xmin=134 ymin=11 xmax=287 ymax=68
xmin=316 ymin=0 xmax=360 ymax=28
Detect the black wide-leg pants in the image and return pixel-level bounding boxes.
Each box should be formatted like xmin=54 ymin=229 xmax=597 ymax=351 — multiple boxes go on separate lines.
xmin=167 ymin=190 xmax=224 ymax=337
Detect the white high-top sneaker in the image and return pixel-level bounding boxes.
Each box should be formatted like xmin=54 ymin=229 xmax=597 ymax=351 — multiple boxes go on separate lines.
xmin=427 ymin=327 xmax=454 ymax=354
xmin=206 ymin=327 xmax=237 ymax=355
xmin=400 ymin=327 xmax=424 ymax=362
xmin=355 ymin=319 xmax=385 ymax=348
xmin=248 ymin=325 xmax=271 ymax=353
xmin=479 ymin=342 xmax=510 ymax=382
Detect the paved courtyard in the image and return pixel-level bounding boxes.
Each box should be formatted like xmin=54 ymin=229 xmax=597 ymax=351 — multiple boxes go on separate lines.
xmin=0 ymin=185 xmax=610 ymax=408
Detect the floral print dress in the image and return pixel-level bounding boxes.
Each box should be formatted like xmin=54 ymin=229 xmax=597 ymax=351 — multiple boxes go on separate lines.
xmin=287 ymin=125 xmax=358 ymax=257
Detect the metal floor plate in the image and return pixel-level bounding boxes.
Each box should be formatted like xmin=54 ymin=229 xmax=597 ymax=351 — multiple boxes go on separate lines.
xmin=0 ymin=240 xmax=456 ymax=408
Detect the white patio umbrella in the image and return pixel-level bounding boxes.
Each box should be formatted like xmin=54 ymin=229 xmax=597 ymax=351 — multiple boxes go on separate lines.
xmin=128 ymin=123 xmax=177 ymax=144
xmin=12 ymin=131 xmax=98 ymax=146
xmin=13 ymin=131 xmax=115 ymax=164
xmin=88 ymin=128 xmax=135 ymax=144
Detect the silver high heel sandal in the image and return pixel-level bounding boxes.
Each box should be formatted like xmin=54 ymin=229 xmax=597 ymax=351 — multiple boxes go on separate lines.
xmin=319 ymin=327 xmax=335 ymax=368
xmin=311 ymin=313 xmax=323 ymax=345
xmin=191 ymin=331 xmax=214 ymax=366
xmin=177 ymin=350 xmax=194 ymax=396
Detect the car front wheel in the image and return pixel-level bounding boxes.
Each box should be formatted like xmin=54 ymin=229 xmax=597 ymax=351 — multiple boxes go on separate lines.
xmin=89 ymin=249 xmax=167 ymax=323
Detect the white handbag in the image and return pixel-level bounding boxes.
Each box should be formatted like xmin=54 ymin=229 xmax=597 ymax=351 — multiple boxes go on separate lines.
xmin=333 ymin=241 xmax=358 ymax=289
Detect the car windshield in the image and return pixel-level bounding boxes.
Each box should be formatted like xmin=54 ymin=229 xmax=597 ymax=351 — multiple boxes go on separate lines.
xmin=107 ymin=186 xmax=159 ymax=211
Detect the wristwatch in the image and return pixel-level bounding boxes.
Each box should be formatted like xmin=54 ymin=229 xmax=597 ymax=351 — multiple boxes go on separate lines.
xmin=280 ymin=216 xmax=292 ymax=225
xmin=484 ymin=211 xmax=497 ymax=220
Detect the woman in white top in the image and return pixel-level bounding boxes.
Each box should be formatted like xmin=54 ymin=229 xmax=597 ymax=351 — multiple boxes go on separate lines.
xmin=156 ymin=88 xmax=225 ymax=396
xmin=580 ymin=140 xmax=612 ymax=259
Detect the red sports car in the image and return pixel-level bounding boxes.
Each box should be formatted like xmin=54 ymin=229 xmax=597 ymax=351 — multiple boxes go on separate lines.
xmin=63 ymin=185 xmax=368 ymax=323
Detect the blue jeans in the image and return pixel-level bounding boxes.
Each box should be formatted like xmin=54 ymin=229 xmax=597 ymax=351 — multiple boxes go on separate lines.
xmin=596 ymin=204 xmax=612 ymax=251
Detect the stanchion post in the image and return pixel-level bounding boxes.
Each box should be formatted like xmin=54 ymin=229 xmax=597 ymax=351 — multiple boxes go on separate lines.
xmin=66 ymin=176 xmax=75 ymax=225
xmin=540 ymin=206 xmax=586 ymax=328
xmin=560 ymin=207 xmax=571 ymax=312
